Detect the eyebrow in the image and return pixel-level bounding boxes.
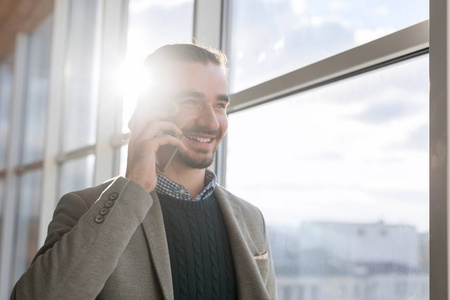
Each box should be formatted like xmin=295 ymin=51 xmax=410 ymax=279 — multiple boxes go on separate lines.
xmin=174 ymin=91 xmax=230 ymax=103
xmin=218 ymin=94 xmax=231 ymax=103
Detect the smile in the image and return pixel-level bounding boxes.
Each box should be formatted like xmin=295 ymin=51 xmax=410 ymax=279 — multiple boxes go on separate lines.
xmin=185 ymin=135 xmax=213 ymax=143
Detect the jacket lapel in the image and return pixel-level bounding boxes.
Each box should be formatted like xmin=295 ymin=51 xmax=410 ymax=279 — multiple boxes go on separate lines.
xmin=214 ymin=186 xmax=271 ymax=300
xmin=141 ymin=191 xmax=174 ymax=300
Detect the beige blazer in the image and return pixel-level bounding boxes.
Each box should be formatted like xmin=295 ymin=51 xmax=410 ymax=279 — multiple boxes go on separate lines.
xmin=11 ymin=177 xmax=277 ymax=299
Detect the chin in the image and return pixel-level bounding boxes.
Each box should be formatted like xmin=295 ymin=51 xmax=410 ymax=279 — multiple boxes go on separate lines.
xmin=176 ymin=151 xmax=215 ymax=169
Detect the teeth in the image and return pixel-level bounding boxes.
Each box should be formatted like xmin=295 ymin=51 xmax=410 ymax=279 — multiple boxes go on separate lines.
xmin=186 ymin=135 xmax=212 ymax=143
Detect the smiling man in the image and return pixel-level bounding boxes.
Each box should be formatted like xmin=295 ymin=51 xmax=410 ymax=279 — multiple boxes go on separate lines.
xmin=11 ymin=44 xmax=276 ymax=300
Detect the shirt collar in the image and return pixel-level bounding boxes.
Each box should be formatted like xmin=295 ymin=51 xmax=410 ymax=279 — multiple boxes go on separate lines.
xmin=155 ymin=169 xmax=217 ymax=201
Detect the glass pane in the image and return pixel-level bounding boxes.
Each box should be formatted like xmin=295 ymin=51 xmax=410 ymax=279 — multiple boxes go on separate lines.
xmin=61 ymin=0 xmax=101 ymax=152
xmin=58 ymin=155 xmax=95 ymax=198
xmin=21 ymin=16 xmax=53 ymax=164
xmin=228 ymin=0 xmax=429 ymax=92
xmin=0 ymin=179 xmax=4 ymax=267
xmin=0 ymin=55 xmax=14 ymax=169
xmin=121 ymin=0 xmax=195 ymax=132
xmin=226 ymin=56 xmax=429 ymax=299
xmin=12 ymin=169 xmax=42 ymax=283
xmin=117 ymin=144 xmax=128 ymax=177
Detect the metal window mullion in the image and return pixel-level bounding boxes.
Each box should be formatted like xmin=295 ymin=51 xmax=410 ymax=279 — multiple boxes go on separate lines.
xmin=39 ymin=0 xmax=70 ymax=247
xmin=0 ymin=34 xmax=28 ymax=300
xmin=55 ymin=145 xmax=96 ymax=163
xmin=193 ymin=0 xmax=223 ymax=48
xmin=228 ymin=20 xmax=429 ymax=114
xmin=429 ymin=0 xmax=449 ymax=298
xmin=93 ymin=0 xmax=127 ymax=185
xmin=14 ymin=161 xmax=44 ymax=175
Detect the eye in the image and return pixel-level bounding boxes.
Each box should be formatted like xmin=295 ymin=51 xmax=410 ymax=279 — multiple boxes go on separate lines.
xmin=215 ymin=102 xmax=228 ymax=110
xmin=180 ymin=99 xmax=201 ymax=109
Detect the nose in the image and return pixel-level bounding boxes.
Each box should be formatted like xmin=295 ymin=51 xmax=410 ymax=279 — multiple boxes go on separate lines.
xmin=196 ymin=104 xmax=219 ymax=130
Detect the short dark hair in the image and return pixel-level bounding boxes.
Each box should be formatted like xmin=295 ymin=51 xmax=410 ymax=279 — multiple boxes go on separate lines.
xmin=143 ymin=43 xmax=228 ymax=76
xmin=128 ymin=44 xmax=228 ymax=130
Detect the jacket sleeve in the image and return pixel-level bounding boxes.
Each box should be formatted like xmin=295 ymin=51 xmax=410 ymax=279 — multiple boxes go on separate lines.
xmin=11 ymin=177 xmax=152 ymax=300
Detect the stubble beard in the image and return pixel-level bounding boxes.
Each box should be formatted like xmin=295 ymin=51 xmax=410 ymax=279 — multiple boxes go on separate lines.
xmin=176 ymin=125 xmax=222 ymax=169
xmin=175 ymin=147 xmax=217 ymax=169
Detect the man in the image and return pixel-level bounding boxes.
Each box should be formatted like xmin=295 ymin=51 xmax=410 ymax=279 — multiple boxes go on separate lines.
xmin=11 ymin=44 xmax=276 ymax=299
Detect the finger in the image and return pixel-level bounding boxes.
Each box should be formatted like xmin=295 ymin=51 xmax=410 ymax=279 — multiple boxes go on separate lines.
xmin=143 ymin=135 xmax=188 ymax=153
xmin=129 ymin=110 xmax=169 ymax=135
xmin=141 ymin=121 xmax=183 ymax=141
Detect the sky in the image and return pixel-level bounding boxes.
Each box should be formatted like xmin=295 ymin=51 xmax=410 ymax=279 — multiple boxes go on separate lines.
xmin=228 ymin=0 xmax=428 ymax=92
xmin=226 ymin=55 xmax=429 ymax=232
xmin=123 ymin=0 xmax=430 ymax=233
xmin=224 ymin=0 xmax=429 ymax=233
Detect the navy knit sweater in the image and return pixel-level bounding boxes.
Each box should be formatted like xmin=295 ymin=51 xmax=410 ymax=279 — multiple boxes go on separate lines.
xmin=158 ymin=193 xmax=237 ymax=300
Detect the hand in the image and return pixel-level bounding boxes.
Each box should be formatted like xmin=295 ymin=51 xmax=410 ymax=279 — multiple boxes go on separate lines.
xmin=125 ymin=110 xmax=187 ymax=192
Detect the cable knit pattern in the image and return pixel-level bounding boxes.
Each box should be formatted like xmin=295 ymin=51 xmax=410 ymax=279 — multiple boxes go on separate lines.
xmin=218 ymin=211 xmax=236 ymax=299
xmin=166 ymin=205 xmax=189 ymax=299
xmin=158 ymin=193 xmax=237 ymax=300
xmin=204 ymin=204 xmax=220 ymax=300
xmin=186 ymin=210 xmax=204 ymax=299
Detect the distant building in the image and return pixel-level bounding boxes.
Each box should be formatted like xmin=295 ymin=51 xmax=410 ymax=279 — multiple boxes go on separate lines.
xmin=270 ymin=221 xmax=429 ymax=300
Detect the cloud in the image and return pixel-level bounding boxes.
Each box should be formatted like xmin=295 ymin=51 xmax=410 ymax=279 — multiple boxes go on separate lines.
xmin=129 ymin=0 xmax=193 ymax=12
xmin=282 ymin=21 xmax=354 ymax=64
xmin=273 ymin=38 xmax=285 ymax=51
xmin=258 ymin=52 xmax=267 ymax=63
xmin=305 ymin=151 xmax=345 ymax=161
xmin=351 ymin=102 xmax=415 ymax=123
xmin=374 ymin=6 xmax=390 ymax=17
xmin=361 ymin=187 xmax=428 ymax=204
xmin=291 ymin=0 xmax=307 ymax=14
xmin=329 ymin=0 xmax=349 ymax=11
xmin=354 ymin=26 xmax=396 ymax=45
xmin=393 ymin=124 xmax=429 ymax=151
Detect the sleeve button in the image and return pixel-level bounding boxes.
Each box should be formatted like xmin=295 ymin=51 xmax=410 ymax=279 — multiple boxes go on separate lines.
xmin=105 ymin=200 xmax=114 ymax=208
xmin=95 ymin=215 xmax=104 ymax=223
xmin=99 ymin=208 xmax=108 ymax=215
xmin=109 ymin=193 xmax=118 ymax=200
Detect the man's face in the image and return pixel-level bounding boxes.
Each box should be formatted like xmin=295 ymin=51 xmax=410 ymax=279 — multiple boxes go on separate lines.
xmin=158 ymin=61 xmax=229 ymax=169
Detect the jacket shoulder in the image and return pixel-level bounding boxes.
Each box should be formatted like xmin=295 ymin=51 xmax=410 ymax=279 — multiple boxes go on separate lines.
xmin=215 ymin=185 xmax=264 ymax=223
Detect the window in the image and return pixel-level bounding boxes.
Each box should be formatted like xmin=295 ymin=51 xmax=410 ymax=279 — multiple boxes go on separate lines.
xmin=228 ymin=0 xmax=428 ymax=92
xmin=20 ymin=17 xmax=53 ymax=165
xmin=58 ymin=155 xmax=95 ymax=198
xmin=0 ymin=53 xmax=14 ymax=299
xmin=54 ymin=0 xmax=102 ymax=196
xmin=0 ymin=56 xmax=13 ymax=264
xmin=12 ymin=170 xmax=42 ymax=284
xmin=226 ymin=55 xmax=429 ymax=299
xmin=0 ymin=58 xmax=13 ymax=169
xmin=61 ymin=0 xmax=101 ymax=152
xmin=0 ymin=179 xmax=4 ymax=266
xmin=9 ymin=15 xmax=53 ymax=285
xmin=0 ymin=0 xmax=443 ymax=299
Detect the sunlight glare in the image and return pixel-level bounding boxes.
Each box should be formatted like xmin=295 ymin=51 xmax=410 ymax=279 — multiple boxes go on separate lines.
xmin=119 ymin=62 xmax=150 ymax=101
xmin=119 ymin=62 xmax=151 ymax=130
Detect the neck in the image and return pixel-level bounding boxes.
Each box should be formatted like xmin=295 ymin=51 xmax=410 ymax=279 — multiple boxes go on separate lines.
xmin=159 ymin=162 xmax=206 ymax=199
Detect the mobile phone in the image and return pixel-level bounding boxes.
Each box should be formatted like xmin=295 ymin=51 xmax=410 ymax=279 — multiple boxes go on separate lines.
xmin=135 ymin=98 xmax=179 ymax=172
xmin=155 ymin=131 xmax=178 ymax=172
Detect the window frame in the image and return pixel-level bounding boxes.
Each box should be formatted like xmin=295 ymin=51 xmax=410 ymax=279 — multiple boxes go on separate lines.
xmin=1 ymin=0 xmax=448 ymax=298
xmin=219 ymin=0 xmax=438 ymax=298
xmin=428 ymin=0 xmax=449 ymax=298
